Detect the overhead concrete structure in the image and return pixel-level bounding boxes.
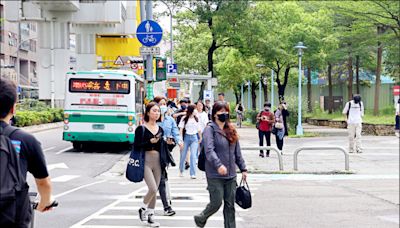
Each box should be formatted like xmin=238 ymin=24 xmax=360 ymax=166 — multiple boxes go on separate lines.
xmin=5 ymin=0 xmax=140 ymax=107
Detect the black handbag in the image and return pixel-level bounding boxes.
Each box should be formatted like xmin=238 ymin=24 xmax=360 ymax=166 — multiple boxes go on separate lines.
xmin=235 ymin=179 xmax=252 ymax=209
xmin=126 ymin=126 xmax=145 ymax=183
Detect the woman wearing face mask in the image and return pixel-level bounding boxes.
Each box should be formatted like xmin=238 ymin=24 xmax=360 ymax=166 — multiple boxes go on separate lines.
xmin=256 ymin=102 xmax=275 ymax=157
xmin=274 ymin=101 xmax=289 ymax=154
xmin=178 ymin=104 xmax=202 ymax=178
xmin=153 ymin=96 xmax=183 ymax=216
xmin=194 ymin=101 xmax=247 ymax=228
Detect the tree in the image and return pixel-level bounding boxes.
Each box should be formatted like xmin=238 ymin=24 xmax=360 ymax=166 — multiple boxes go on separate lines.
xmin=181 ymin=1 xmax=249 ymax=99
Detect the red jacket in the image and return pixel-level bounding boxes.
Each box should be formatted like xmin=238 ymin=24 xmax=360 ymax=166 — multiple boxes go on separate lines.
xmin=258 ymin=111 xmax=275 ymax=132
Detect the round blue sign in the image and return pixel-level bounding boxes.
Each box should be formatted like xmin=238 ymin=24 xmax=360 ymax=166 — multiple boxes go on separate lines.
xmin=136 ymin=20 xmax=163 ymax=47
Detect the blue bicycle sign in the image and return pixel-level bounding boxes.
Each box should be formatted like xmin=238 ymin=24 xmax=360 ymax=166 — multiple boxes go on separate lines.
xmin=136 ymin=20 xmax=163 ymax=47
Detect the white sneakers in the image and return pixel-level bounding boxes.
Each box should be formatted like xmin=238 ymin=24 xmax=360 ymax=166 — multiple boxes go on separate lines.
xmin=191 ymin=175 xmax=197 ymax=179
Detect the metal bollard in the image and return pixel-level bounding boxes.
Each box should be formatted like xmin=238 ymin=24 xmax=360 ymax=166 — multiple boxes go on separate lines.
xmin=293 ymin=146 xmax=349 ymax=171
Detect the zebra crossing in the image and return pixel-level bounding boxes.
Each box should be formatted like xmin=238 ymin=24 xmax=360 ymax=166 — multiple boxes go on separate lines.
xmin=70 ymin=172 xmax=258 ymax=228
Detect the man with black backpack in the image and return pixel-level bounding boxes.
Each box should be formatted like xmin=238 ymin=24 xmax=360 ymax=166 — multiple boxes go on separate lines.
xmin=342 ymin=94 xmax=364 ymax=153
xmin=0 ymin=78 xmax=53 ymax=227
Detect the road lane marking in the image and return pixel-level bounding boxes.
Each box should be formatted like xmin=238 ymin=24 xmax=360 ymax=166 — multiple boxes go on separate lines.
xmin=93 ymin=215 xmax=243 ymax=221
xmin=47 ymin=163 xmax=69 ymax=171
xmin=249 ymin=174 xmax=400 ymax=181
xmin=70 ymin=186 xmax=147 ymax=228
xmin=43 ymin=146 xmax=56 ymax=152
xmin=52 ymin=175 xmax=80 ymax=182
xmin=77 ymin=226 xmax=220 ymax=228
xmin=54 ymin=180 xmax=107 ymax=199
xmin=109 ymin=206 xmax=249 ymax=212
xmin=378 ymin=214 xmax=399 ymax=224
xmin=56 ymin=146 xmax=73 ymax=155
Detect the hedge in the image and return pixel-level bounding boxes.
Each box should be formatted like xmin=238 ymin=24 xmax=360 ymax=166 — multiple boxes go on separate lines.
xmin=15 ymin=109 xmax=64 ymax=127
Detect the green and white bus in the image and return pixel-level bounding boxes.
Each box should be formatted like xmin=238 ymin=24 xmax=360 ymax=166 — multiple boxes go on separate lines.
xmin=63 ymin=70 xmax=145 ymax=150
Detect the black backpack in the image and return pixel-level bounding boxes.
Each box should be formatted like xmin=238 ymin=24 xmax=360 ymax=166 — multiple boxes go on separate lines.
xmin=0 ymin=125 xmax=30 ymax=225
xmin=346 ymin=101 xmax=362 ymax=118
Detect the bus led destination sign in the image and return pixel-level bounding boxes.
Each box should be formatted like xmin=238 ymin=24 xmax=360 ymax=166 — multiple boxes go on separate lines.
xmin=69 ymin=79 xmax=130 ymax=94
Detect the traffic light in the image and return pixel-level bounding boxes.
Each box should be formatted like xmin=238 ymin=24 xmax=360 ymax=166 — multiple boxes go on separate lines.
xmin=155 ymin=57 xmax=167 ymax=81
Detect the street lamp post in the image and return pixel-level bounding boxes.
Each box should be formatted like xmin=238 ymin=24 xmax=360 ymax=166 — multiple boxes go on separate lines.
xmin=256 ymin=64 xmax=265 ymax=110
xmin=294 ymin=42 xmax=307 ymax=136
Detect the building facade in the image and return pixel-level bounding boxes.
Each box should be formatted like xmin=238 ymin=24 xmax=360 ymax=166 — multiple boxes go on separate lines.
xmin=4 ymin=0 xmax=141 ymax=107
xmin=0 ymin=0 xmax=39 ymax=99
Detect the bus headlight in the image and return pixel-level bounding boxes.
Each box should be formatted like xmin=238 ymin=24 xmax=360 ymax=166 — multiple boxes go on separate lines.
xmin=64 ymin=125 xmax=69 ymax=130
xmin=64 ymin=113 xmax=69 ymax=119
xmin=64 ymin=119 xmax=69 ymax=124
xmin=128 ymin=127 xmax=133 ymax=132
xmin=128 ymin=115 xmax=134 ymax=121
xmin=128 ymin=121 xmax=133 ymax=126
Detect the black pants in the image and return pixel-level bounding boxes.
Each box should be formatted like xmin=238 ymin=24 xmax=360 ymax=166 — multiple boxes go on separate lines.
xmin=158 ymin=170 xmax=170 ymax=210
xmin=258 ymin=130 xmax=271 ymax=155
xmin=276 ymin=136 xmax=284 ymax=150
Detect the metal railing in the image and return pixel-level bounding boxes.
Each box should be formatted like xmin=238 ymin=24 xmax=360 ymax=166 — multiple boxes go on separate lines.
xmin=293 ymin=146 xmax=349 ymax=171
xmin=241 ymin=146 xmax=283 ymax=171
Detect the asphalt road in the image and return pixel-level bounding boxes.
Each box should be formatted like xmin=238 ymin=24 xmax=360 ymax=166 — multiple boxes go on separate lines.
xmin=26 ymin=127 xmax=399 ymax=228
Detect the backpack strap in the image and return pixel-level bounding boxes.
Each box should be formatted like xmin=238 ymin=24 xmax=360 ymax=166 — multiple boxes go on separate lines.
xmin=2 ymin=125 xmax=19 ymax=138
xmin=0 ymin=125 xmax=23 ymax=190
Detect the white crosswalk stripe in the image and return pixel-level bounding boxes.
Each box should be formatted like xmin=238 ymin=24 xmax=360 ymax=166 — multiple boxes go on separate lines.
xmin=71 ymin=176 xmax=254 ymax=227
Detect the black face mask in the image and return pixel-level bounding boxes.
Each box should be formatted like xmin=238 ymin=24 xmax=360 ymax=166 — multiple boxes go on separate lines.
xmin=217 ymin=113 xmax=229 ymax=122
xmin=181 ymin=105 xmax=187 ymax=110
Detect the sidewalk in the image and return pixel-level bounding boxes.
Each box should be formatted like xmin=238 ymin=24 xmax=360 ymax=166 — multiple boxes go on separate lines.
xmin=237 ymin=126 xmax=399 ymax=175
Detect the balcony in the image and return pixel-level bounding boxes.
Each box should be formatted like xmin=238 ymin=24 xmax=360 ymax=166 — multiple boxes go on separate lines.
xmin=32 ymin=0 xmax=80 ymax=12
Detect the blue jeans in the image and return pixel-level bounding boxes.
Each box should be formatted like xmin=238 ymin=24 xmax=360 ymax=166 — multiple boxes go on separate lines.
xmin=180 ymin=134 xmax=199 ymax=176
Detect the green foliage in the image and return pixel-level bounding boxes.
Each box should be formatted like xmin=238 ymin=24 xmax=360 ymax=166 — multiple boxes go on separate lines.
xmin=283 ymin=96 xmax=308 ymax=135
xmin=245 ymin=110 xmax=259 ymax=124
xmin=15 ymin=109 xmax=64 ymax=127
xmin=17 ymin=99 xmax=49 ymax=112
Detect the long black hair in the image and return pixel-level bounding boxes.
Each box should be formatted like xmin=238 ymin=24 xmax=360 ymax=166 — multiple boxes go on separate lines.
xmin=183 ymin=104 xmax=198 ymax=124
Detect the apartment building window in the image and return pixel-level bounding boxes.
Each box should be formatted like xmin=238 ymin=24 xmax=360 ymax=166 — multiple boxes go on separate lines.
xmin=30 ymin=39 xmax=36 ymax=52
xmin=9 ymin=56 xmax=17 ymax=67
xmin=8 ymin=32 xmax=18 ymax=47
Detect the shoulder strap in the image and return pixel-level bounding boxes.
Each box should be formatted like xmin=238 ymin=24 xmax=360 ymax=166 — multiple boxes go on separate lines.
xmin=1 ymin=125 xmax=19 ymax=138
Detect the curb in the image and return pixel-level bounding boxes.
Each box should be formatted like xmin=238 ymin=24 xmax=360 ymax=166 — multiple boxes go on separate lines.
xmin=22 ymin=122 xmax=63 ymax=134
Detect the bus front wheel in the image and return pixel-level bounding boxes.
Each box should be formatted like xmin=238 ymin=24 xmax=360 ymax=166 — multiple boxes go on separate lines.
xmin=72 ymin=142 xmax=82 ymax=151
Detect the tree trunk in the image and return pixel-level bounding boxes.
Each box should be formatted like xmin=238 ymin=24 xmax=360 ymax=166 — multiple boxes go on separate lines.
xmin=307 ymin=66 xmax=312 ymax=112
xmin=261 ymin=75 xmax=268 ymax=104
xmin=199 ymin=17 xmax=218 ymax=100
xmin=276 ymin=66 xmax=290 ymax=102
xmin=234 ymin=90 xmax=240 ymax=105
xmin=328 ymin=62 xmax=333 ymax=114
xmin=374 ymin=26 xmax=384 ymax=116
xmin=251 ymin=81 xmax=257 ymax=110
xmin=356 ymin=55 xmax=360 ymax=94
xmin=347 ymin=45 xmax=353 ymax=101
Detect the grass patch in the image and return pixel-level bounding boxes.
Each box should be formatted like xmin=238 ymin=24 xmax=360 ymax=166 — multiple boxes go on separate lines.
xmin=289 ymin=132 xmax=320 ymax=138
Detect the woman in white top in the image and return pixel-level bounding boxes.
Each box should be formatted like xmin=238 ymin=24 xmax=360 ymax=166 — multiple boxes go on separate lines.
xmin=196 ymin=101 xmax=210 ymax=133
xmin=179 ymin=104 xmax=202 ymax=178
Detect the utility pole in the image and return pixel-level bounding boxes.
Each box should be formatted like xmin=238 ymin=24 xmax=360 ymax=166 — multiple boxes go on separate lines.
xmin=145 ymin=0 xmax=153 ymax=83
